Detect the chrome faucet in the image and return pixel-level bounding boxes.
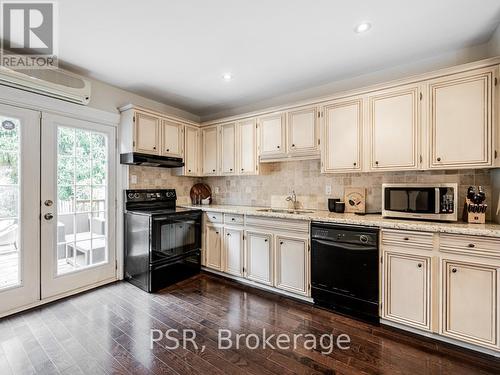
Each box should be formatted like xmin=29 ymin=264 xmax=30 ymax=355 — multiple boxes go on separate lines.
xmin=286 ymin=190 xmax=298 ymax=210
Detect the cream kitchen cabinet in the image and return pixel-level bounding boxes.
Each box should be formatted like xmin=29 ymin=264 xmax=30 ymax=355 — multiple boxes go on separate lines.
xmin=383 ymin=251 xmax=431 ymax=331
xmin=205 ymin=224 xmax=223 ymax=271
xmin=237 ymin=119 xmax=258 ymax=175
xmin=223 ymin=227 xmax=244 ymax=277
xmin=321 ymin=98 xmax=362 ymax=172
xmin=441 ymin=259 xmax=498 ymax=349
xmin=245 ymin=230 xmax=273 ymax=286
xmin=202 ymin=126 xmax=218 ymax=175
xmin=428 ymin=68 xmax=495 ymax=169
xmin=134 ymin=111 xmax=160 ymax=155
xmin=259 ymin=113 xmax=286 ymax=159
xmin=183 ymin=126 xmax=200 ymax=176
xmin=368 ymin=85 xmax=421 ymax=171
xmin=287 ymin=106 xmax=319 ymax=156
xmin=161 ymin=119 xmax=183 ymax=158
xmin=220 ymin=123 xmax=237 ymax=175
xmin=275 ymin=235 xmax=309 ymax=296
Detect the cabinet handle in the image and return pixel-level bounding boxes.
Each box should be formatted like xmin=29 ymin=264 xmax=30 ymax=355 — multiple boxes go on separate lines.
xmin=451 ymin=268 xmax=457 ymax=273
xmin=437 ymin=157 xmax=441 ymax=162
xmin=468 ymin=243 xmax=475 ymax=248
xmin=417 ymin=263 xmax=422 ymax=268
xmin=404 ymin=237 xmax=409 ymax=241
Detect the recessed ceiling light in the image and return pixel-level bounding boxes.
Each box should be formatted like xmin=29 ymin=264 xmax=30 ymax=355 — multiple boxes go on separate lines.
xmin=355 ymin=22 xmax=371 ymax=33
xmin=222 ymin=73 xmax=233 ymax=81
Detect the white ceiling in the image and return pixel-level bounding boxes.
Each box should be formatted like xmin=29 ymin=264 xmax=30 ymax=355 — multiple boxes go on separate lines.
xmin=58 ymin=0 xmax=500 ymax=119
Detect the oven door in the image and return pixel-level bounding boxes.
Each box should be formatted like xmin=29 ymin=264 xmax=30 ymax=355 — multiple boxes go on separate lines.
xmin=151 ymin=212 xmax=201 ymax=264
xmin=383 ymin=187 xmax=438 ymax=214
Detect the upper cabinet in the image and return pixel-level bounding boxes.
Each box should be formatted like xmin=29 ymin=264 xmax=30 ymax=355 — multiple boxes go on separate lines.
xmin=259 ymin=113 xmax=286 ymax=159
xmin=428 ymin=68 xmax=494 ymax=169
xmin=368 ymin=85 xmax=421 ymax=171
xmin=161 ymin=119 xmax=183 ymax=158
xmin=183 ymin=126 xmax=200 ymax=176
xmin=134 ymin=111 xmax=160 ymax=155
xmin=220 ymin=123 xmax=236 ymax=175
xmin=238 ymin=119 xmax=258 ymax=175
xmin=202 ymin=126 xmax=218 ymax=175
xmin=321 ymin=99 xmax=362 ymax=172
xmin=287 ymin=106 xmax=319 ymax=156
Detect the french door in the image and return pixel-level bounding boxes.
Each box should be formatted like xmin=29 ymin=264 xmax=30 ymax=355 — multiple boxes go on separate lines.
xmin=0 ymin=105 xmax=116 ymax=316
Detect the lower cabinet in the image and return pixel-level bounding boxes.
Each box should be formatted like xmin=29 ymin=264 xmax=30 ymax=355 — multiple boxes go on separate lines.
xmin=383 ymin=251 xmax=431 ymax=330
xmin=223 ymin=227 xmax=244 ymax=277
xmin=275 ymin=235 xmax=309 ymax=296
xmin=245 ymin=230 xmax=273 ymax=285
xmin=441 ymin=259 xmax=498 ymax=349
xmin=205 ymin=224 xmax=223 ymax=271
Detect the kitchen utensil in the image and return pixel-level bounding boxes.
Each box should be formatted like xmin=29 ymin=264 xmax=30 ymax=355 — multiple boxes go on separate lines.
xmin=190 ymin=183 xmax=212 ymax=204
xmin=334 ymin=202 xmax=345 ymax=213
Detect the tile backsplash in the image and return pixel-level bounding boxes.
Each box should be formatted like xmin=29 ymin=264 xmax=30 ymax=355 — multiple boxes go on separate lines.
xmin=204 ymin=160 xmax=493 ymax=219
xmin=129 ymin=160 xmax=494 ymax=220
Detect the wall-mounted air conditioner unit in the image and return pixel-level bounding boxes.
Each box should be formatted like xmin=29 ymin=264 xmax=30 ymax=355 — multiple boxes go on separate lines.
xmin=0 ymin=67 xmax=91 ymax=105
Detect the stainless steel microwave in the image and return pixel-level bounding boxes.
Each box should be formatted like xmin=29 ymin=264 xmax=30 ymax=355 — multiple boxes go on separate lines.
xmin=382 ymin=183 xmax=458 ymax=221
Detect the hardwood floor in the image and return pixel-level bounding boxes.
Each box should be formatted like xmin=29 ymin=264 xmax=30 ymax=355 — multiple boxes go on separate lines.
xmin=0 ymin=273 xmax=499 ymax=375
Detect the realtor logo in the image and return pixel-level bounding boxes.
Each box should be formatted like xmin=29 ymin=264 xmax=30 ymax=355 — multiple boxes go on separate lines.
xmin=1 ymin=1 xmax=58 ymax=68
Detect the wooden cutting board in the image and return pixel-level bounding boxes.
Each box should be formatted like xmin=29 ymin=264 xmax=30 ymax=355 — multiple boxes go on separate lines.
xmin=190 ymin=183 xmax=212 ymax=202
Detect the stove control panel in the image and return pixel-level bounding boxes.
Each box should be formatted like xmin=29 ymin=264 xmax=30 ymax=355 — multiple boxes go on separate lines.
xmin=125 ymin=189 xmax=176 ymax=202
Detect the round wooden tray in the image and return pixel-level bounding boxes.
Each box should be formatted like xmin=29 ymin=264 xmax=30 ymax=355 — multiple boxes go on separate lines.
xmin=190 ymin=183 xmax=212 ymax=203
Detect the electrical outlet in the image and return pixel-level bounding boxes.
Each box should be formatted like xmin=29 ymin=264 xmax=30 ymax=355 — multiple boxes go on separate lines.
xmin=130 ymin=174 xmax=137 ymax=184
xmin=214 ymin=186 xmax=219 ymax=194
xmin=325 ymin=185 xmax=332 ymax=195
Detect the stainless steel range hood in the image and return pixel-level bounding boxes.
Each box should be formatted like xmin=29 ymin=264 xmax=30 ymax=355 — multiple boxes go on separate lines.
xmin=120 ymin=153 xmax=184 ymax=168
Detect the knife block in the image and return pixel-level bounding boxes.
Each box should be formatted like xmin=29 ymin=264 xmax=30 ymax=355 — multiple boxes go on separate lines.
xmin=462 ymin=198 xmax=486 ymax=224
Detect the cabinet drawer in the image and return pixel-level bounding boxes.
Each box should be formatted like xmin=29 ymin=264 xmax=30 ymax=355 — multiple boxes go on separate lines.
xmin=439 ymin=234 xmax=500 ymax=258
xmin=224 ymin=214 xmax=244 ymax=225
xmin=382 ymin=230 xmax=434 ymax=250
xmin=205 ymin=212 xmax=223 ymax=224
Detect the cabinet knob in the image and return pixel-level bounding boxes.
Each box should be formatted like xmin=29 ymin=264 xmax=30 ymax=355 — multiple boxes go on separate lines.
xmin=188 ymin=169 xmax=192 ymax=172
xmin=280 ymin=241 xmax=284 ymax=245
xmin=437 ymin=157 xmax=441 ymax=162
xmin=215 ymin=231 xmax=219 ymax=235
xmin=153 ymin=146 xmax=156 ymax=150
xmin=353 ymin=162 xmax=357 ymax=166
xmin=451 ymin=268 xmax=457 ymax=273
xmin=417 ymin=263 xmax=422 ymax=268
xmin=230 ymin=168 xmax=233 ymax=171
xmin=468 ymin=243 xmax=475 ymax=248
xmin=292 ymin=144 xmax=295 ymax=147
xmin=166 ymin=149 xmax=170 ymax=152
xmin=227 ymin=233 xmax=231 ymax=236
xmin=404 ymin=237 xmax=409 ymax=241
xmin=264 ymin=239 xmax=268 ymax=242
xmin=277 ymin=145 xmax=280 ymax=149
xmin=212 ymin=216 xmax=216 ymax=219
xmin=375 ymin=161 xmax=379 ymax=165
xmin=241 ymin=168 xmax=244 ymax=171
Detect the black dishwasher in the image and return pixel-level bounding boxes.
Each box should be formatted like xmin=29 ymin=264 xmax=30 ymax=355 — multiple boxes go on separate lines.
xmin=311 ymin=222 xmax=379 ymax=323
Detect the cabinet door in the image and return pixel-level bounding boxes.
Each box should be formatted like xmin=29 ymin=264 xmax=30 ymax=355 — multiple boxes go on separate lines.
xmin=202 ymin=127 xmax=218 ymax=175
xmin=322 ymin=99 xmax=362 ymax=172
xmin=238 ymin=119 xmax=258 ymax=175
xmin=287 ymin=107 xmax=319 ymax=155
xmin=223 ymin=227 xmax=244 ymax=277
xmin=429 ymin=69 xmax=493 ymax=169
xmin=161 ymin=119 xmax=183 ymax=157
xmin=383 ymin=252 xmax=431 ymax=330
xmin=220 ymin=123 xmax=236 ymax=175
xmin=442 ymin=260 xmax=497 ymax=348
xmin=245 ymin=231 xmax=273 ymax=285
xmin=205 ymin=225 xmax=222 ymax=271
xmin=369 ymin=86 xmax=420 ymax=170
xmin=259 ymin=113 xmax=286 ymax=158
xmin=134 ymin=112 xmax=159 ymax=154
xmin=275 ymin=236 xmax=309 ymax=296
xmin=184 ymin=126 xmax=199 ymax=176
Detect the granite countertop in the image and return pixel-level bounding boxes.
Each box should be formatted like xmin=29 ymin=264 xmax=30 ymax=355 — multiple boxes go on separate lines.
xmin=181 ymin=204 xmax=500 ymax=238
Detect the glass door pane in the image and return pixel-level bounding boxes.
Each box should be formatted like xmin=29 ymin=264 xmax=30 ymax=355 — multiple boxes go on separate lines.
xmin=0 ymin=117 xmax=20 ymax=289
xmin=56 ymin=127 xmax=109 ymax=275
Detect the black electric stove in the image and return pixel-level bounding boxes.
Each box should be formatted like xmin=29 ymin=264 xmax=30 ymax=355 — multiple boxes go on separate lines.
xmin=124 ymin=189 xmax=202 ymax=292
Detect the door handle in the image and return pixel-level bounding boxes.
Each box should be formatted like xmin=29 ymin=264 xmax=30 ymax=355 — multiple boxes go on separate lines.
xmin=44 ymin=213 xmax=54 ymax=220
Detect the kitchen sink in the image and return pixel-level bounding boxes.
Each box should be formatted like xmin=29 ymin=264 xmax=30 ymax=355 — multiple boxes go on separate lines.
xmin=256 ymin=208 xmax=315 ymax=214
